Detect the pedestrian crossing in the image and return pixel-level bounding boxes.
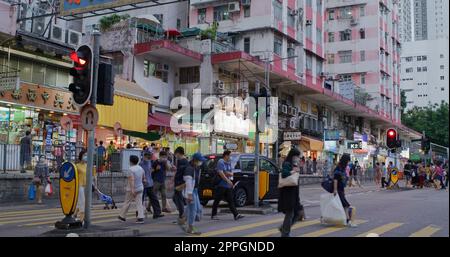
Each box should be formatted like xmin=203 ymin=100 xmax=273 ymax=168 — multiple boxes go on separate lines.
xmin=0 ymin=206 xmax=445 ymax=237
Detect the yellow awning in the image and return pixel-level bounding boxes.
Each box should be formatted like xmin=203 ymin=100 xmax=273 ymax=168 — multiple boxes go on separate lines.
xmin=301 ymin=136 xmax=324 ymax=151
xmin=97 ymin=95 xmax=148 ymax=133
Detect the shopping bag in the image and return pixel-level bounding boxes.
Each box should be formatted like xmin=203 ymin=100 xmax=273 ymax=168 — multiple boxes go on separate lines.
xmin=45 ymin=183 xmax=53 ymax=196
xmin=28 ymin=183 xmax=36 ymax=200
xmin=320 ymin=193 xmax=347 ymax=226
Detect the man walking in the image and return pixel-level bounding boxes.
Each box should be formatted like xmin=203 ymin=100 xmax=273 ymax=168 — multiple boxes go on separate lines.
xmin=140 ymin=152 xmax=164 ymax=219
xmin=403 ymin=160 xmax=413 ymax=188
xmin=118 ymin=155 xmax=146 ymax=224
xmin=173 ymin=147 xmax=189 ymax=225
xmin=20 ymin=131 xmax=32 ymax=173
xmin=96 ymin=141 xmax=106 ymax=173
xmin=152 ymin=151 xmax=172 ymax=213
xmin=381 ymin=162 xmax=388 ymax=188
xmin=350 ymin=160 xmax=362 ymax=188
xmin=211 ymin=150 xmax=244 ymax=221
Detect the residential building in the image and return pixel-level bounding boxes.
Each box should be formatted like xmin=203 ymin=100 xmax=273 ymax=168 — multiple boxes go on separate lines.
xmin=413 ymin=0 xmax=449 ymax=40
xmin=400 ymin=39 xmax=449 ymax=110
xmin=398 ymin=0 xmax=412 ymax=42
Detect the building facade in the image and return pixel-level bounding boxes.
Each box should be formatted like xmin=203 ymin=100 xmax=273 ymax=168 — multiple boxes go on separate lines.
xmin=400 ymin=39 xmax=449 ymax=110
xmin=413 ymin=0 xmax=449 ymax=40
xmin=398 ymin=0 xmax=412 ymax=43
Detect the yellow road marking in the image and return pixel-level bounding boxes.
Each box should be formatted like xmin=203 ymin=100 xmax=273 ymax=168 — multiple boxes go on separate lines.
xmin=356 ymin=223 xmax=403 ymax=237
xmin=244 ymin=219 xmax=320 ymax=237
xmin=0 ymin=205 xmax=107 ymax=218
xmin=299 ymin=220 xmax=367 ymax=237
xmin=10 ymin=212 xmax=119 ymax=226
xmin=200 ymin=218 xmax=284 ymax=237
xmin=0 ymin=208 xmax=114 ymax=222
xmin=409 ymin=225 xmax=441 ymax=237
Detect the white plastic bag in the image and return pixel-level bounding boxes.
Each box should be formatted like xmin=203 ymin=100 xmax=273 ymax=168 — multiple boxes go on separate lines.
xmin=320 ymin=193 xmax=347 ymax=226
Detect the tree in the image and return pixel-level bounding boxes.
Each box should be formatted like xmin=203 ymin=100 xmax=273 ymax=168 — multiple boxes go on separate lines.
xmin=99 ymin=14 xmax=130 ymax=31
xmin=402 ymin=102 xmax=449 ymax=147
xmin=400 ymin=90 xmax=407 ymax=115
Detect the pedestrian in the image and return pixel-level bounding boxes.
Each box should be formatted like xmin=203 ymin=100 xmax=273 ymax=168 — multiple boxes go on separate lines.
xmin=277 ymin=148 xmax=302 ymax=237
xmin=300 ymin=156 xmax=306 ymax=174
xmin=133 ymin=142 xmax=139 ymax=149
xmin=20 ymin=131 xmax=32 ymax=173
xmin=33 ymin=155 xmax=50 ymax=204
xmin=375 ymin=162 xmax=382 ymax=187
xmin=118 ymin=155 xmax=146 ymax=224
xmin=183 ymin=152 xmax=206 ymax=235
xmin=173 ymin=147 xmax=189 ymax=225
xmin=96 ymin=141 xmax=106 ymax=173
xmin=433 ymin=161 xmax=446 ymax=190
xmin=381 ymin=162 xmax=388 ymax=188
xmin=322 ymin=159 xmax=330 ymax=180
xmin=350 ymin=161 xmax=362 ymax=188
xmin=403 ymin=160 xmax=413 ymax=188
xmin=306 ymin=156 xmax=312 ymax=174
xmin=106 ymin=141 xmax=116 ymax=170
xmin=312 ymin=158 xmax=317 ymax=175
xmin=140 ymin=152 xmax=164 ymax=219
xmin=418 ymin=163 xmax=426 ymax=189
xmin=152 ymin=151 xmax=172 ymax=213
xmin=126 ymin=143 xmax=132 ymax=149
xmin=332 ymin=153 xmax=357 ymax=227
xmin=74 ymin=150 xmax=96 ymax=222
xmin=386 ymin=161 xmax=394 ymax=187
xmin=211 ymin=150 xmax=244 ymax=221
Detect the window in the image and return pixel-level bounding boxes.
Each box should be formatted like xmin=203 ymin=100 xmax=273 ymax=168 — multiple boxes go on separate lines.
xmin=440 ymin=65 xmax=445 ymax=69
xmin=327 ymin=54 xmax=335 ymax=64
xmin=339 ymin=30 xmax=351 ymax=41
xmin=422 ymin=66 xmax=427 ymax=71
xmin=360 ymin=28 xmax=365 ymax=39
xmin=339 ymin=74 xmax=352 ymax=82
xmin=328 ymin=32 xmax=334 ymax=42
xmin=359 ymin=5 xmax=365 ymax=17
xmin=244 ymin=5 xmax=251 ymax=17
xmin=244 ymin=37 xmax=250 ymax=53
xmin=19 ymin=59 xmax=32 ymax=82
xmin=417 ymin=56 xmax=422 ymax=61
xmin=260 ymin=159 xmax=276 ymax=174
xmin=273 ymin=0 xmax=282 ymax=21
xmin=274 ymin=36 xmax=282 ymax=55
xmin=306 ymin=54 xmax=312 ymax=70
xmin=287 ymin=8 xmax=295 ymax=27
xmin=405 ymin=68 xmax=413 ymax=73
xmin=154 ymin=14 xmax=163 ymax=26
xmin=179 ymin=66 xmax=200 ymax=84
xmin=361 ymin=74 xmax=366 ymax=84
xmin=316 ymin=61 xmax=323 ymax=76
xmin=316 ymin=28 xmax=322 ymax=43
xmin=306 ymin=25 xmax=312 ymax=38
xmin=32 ymin=63 xmax=45 ymax=85
xmin=198 ymin=8 xmax=206 ymax=24
xmin=306 ymin=0 xmax=312 ymax=6
xmin=287 ymin=43 xmax=295 ymax=58
xmin=338 ymin=50 xmax=352 ymax=63
xmin=441 ymin=76 xmax=445 ymax=80
xmin=360 ymin=50 xmax=365 ymax=62
xmin=340 ymin=6 xmax=352 ymax=19
xmin=440 ymin=54 xmax=444 ymax=58
xmin=214 ymin=5 xmax=230 ymax=21
xmin=176 ymin=19 xmax=181 ymax=30
xmin=441 ymin=87 xmax=445 ymax=91
xmin=329 ymin=10 xmax=335 ymax=20
xmin=422 ymin=55 xmax=427 ymax=61
xmin=405 ymin=57 xmax=413 ymax=62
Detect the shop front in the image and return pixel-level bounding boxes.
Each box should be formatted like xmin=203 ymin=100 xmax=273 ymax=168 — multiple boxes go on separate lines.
xmin=0 ymin=83 xmax=80 ymax=170
xmin=210 ymin=109 xmax=250 ymax=154
xmin=299 ymin=135 xmax=324 ymax=160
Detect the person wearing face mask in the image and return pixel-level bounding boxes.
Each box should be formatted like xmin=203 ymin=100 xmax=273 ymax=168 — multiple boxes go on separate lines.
xmin=278 ymin=148 xmax=302 ymax=237
xmin=182 ymin=152 xmax=206 ymax=235
xmin=140 ymin=152 xmax=164 ymax=219
xmin=74 ymin=150 xmax=96 ymax=222
xmin=152 ymin=151 xmax=173 ymax=213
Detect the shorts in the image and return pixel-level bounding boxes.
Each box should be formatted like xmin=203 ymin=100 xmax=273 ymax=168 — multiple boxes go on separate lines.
xmin=338 ymin=191 xmax=350 ymax=208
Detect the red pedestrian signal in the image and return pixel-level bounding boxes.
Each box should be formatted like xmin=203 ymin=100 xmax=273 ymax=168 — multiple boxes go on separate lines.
xmin=68 ymin=45 xmax=93 ymax=106
xmin=386 ymin=128 xmax=397 ymax=149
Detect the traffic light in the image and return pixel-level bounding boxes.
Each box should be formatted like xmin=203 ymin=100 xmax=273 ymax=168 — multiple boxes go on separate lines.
xmin=386 ymin=128 xmax=397 ymax=149
xmin=68 ymin=45 xmax=93 ymax=106
xmin=97 ymin=62 xmax=114 ymax=105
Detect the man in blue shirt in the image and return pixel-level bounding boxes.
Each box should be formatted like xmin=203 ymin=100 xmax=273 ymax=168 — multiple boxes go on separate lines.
xmin=96 ymin=141 xmax=106 ymax=173
xmin=211 ymin=150 xmax=244 ymax=221
xmin=140 ymin=152 xmax=164 ymax=219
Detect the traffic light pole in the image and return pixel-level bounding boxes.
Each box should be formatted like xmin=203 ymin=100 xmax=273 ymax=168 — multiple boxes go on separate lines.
xmin=254 ymin=81 xmax=260 ymax=208
xmin=84 ymin=28 xmax=100 ymax=229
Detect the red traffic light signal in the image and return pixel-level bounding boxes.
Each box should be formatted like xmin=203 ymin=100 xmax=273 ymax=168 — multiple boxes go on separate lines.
xmin=386 ymin=128 xmax=397 ymax=149
xmin=68 ymin=45 xmax=93 ymax=106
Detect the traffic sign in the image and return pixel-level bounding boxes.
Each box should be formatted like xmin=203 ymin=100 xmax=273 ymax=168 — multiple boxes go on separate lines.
xmin=80 ymin=104 xmax=98 ymax=131
xmin=59 ymin=162 xmax=78 ymax=216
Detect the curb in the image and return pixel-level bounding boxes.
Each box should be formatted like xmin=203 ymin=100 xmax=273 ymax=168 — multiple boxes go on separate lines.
xmin=40 ymin=226 xmax=140 ymax=237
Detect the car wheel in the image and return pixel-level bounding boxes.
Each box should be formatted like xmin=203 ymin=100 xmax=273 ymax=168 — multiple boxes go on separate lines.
xmin=201 ymin=200 xmax=209 ymax=207
xmin=234 ymin=188 xmax=247 ymax=207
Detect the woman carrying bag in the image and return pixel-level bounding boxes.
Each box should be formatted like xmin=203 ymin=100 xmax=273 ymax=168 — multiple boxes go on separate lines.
xmin=277 ymin=148 xmax=302 ymax=237
xmin=33 ymin=155 xmax=50 ymax=204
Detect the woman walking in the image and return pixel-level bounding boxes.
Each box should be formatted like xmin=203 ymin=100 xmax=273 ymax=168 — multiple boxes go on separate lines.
xmin=374 ymin=162 xmax=382 ymax=187
xmin=332 ymin=153 xmax=357 ymax=227
xmin=278 ymin=148 xmax=302 ymax=237
xmin=33 ymin=155 xmax=50 ymax=204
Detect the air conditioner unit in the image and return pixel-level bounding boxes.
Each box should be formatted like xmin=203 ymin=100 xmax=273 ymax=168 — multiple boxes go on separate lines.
xmin=305 ymin=20 xmax=313 ymax=25
xmin=51 ymin=24 xmax=65 ymax=43
xmin=291 ymin=106 xmax=298 ymax=116
xmin=290 ymin=9 xmax=299 ymax=16
xmin=67 ymin=29 xmax=82 ymax=47
xmin=350 ymin=18 xmax=358 ymax=26
xmin=228 ymin=2 xmax=240 ymax=12
xmin=281 ymin=104 xmax=288 ymax=114
xmin=32 ymin=18 xmax=46 ymax=36
xmin=215 ymin=80 xmax=225 ymax=91
xmin=289 ymin=118 xmax=297 ymax=129
xmin=279 ymin=119 xmax=286 ymax=129
xmin=288 ymin=106 xmax=294 ymax=116
xmin=241 ymin=0 xmax=251 ymax=6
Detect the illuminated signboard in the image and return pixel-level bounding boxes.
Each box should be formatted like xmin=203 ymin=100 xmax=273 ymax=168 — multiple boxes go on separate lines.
xmin=60 ymin=0 xmax=152 ymax=16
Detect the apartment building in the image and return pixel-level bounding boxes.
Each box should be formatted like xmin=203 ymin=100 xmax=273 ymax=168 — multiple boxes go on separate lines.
xmin=413 ymin=0 xmax=449 ymax=40
xmin=324 ymin=0 xmax=402 ymax=124
xmin=398 ymin=0 xmax=412 ymax=43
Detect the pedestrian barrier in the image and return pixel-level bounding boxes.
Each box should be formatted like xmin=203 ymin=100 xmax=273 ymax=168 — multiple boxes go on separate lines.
xmin=0 ymin=144 xmax=21 ymax=171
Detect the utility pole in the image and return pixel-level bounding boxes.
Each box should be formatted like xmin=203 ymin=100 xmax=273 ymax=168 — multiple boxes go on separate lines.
xmin=254 ymin=80 xmax=260 ymax=208
xmin=84 ymin=27 xmax=100 ymax=228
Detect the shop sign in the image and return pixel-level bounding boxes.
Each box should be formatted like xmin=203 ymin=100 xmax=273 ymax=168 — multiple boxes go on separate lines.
xmin=283 ymin=131 xmax=302 ymax=141
xmin=0 ymin=83 xmax=79 ymax=114
xmin=214 ymin=110 xmax=249 ymax=136
xmin=347 ymin=141 xmax=362 ymax=149
xmin=224 ymin=143 xmax=238 ymax=150
xmin=324 ymin=140 xmax=338 ymax=153
xmin=324 ymin=130 xmax=340 ymax=141
xmin=378 ymin=148 xmax=388 ymax=156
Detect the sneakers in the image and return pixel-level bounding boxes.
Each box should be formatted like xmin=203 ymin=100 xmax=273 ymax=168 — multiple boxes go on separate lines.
xmin=186 ymin=226 xmax=202 ymax=235
xmin=162 ymin=208 xmax=172 ymax=213
xmin=347 ymin=221 xmax=358 ymax=228
xmin=118 ymin=216 xmax=126 ymax=222
xmin=234 ymin=214 xmax=244 ymax=221
xmin=136 ymin=218 xmax=144 ymax=224
xmin=211 ymin=215 xmax=220 ymax=220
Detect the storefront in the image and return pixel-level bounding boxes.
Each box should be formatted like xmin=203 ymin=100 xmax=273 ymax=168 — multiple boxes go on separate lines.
xmin=0 ymin=82 xmax=80 ymax=169
xmin=299 ymin=135 xmax=324 ymax=160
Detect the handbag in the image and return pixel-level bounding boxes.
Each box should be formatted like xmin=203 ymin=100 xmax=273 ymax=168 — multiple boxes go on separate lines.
xmin=28 ymin=183 xmax=36 ymax=200
xmin=278 ymin=171 xmax=299 ymax=188
xmin=45 ymin=183 xmax=53 ymax=196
